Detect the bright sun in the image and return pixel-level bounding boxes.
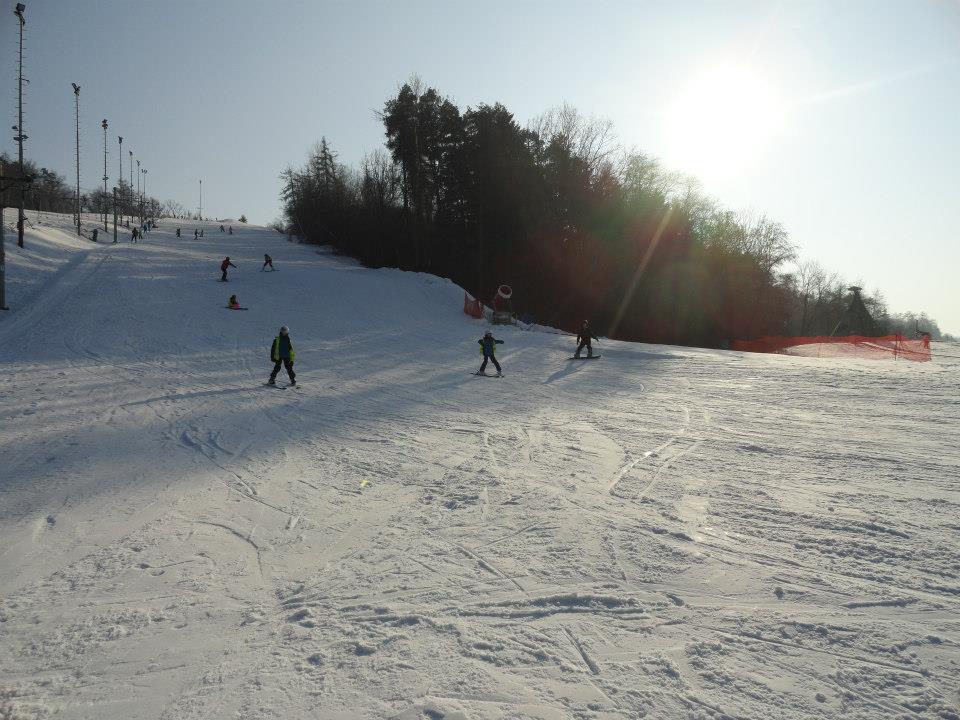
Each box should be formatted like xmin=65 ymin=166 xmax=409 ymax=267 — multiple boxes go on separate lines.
xmin=663 ymin=62 xmax=786 ymax=182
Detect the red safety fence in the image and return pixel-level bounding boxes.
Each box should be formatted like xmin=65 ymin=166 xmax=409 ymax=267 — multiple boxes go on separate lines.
xmin=732 ymin=335 xmax=931 ymax=362
xmin=463 ymin=291 xmax=485 ymax=319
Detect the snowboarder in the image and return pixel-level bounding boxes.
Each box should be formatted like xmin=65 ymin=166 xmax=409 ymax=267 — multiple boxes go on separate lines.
xmin=228 ymin=294 xmax=241 ymax=309
xmin=220 ymin=256 xmax=237 ymax=281
xmin=267 ymin=326 xmax=296 ymax=386
xmin=262 ymin=253 xmax=274 ymax=271
xmin=575 ymin=321 xmax=598 ymax=358
xmin=477 ymin=330 xmax=504 ymax=376
xmin=176 ymin=227 xmax=181 ymax=238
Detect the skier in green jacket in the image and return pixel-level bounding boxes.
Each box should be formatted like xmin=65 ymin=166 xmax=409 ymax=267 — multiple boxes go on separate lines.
xmin=476 ymin=330 xmax=504 ymax=376
xmin=267 ymin=326 xmax=296 ymax=386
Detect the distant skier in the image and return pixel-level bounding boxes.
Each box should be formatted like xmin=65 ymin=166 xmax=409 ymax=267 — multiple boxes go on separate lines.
xmin=91 ymin=228 xmax=98 ymax=243
xmin=262 ymin=253 xmax=274 ymax=271
xmin=476 ymin=330 xmax=504 ymax=376
xmin=131 ymin=227 xmax=139 ymax=243
xmin=575 ymin=320 xmax=598 ymax=358
xmin=228 ymin=226 xmax=233 ymax=235
xmin=194 ymin=229 xmax=199 ymax=240
xmin=176 ymin=227 xmax=181 ymax=238
xmin=267 ymin=326 xmax=296 ymax=386
xmin=220 ymin=256 xmax=236 ymax=281
xmin=200 ymin=229 xmax=204 ymax=237
xmin=219 ymin=224 xmax=225 ymax=233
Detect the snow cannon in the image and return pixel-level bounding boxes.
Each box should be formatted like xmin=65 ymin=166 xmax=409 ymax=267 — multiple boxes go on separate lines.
xmin=491 ymin=284 xmax=516 ymax=325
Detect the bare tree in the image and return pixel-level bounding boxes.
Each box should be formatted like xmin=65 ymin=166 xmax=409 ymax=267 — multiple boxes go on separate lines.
xmin=529 ymin=103 xmax=617 ymax=173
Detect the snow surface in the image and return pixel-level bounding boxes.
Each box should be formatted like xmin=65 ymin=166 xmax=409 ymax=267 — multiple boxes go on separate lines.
xmin=1 ymin=214 xmax=958 ymax=720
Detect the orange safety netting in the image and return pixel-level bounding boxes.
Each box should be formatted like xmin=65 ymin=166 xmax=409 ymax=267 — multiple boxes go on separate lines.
xmin=463 ymin=291 xmax=484 ymax=319
xmin=732 ymin=335 xmax=931 ymax=362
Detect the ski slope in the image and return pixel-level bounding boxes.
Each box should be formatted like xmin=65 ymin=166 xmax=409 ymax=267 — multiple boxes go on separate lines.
xmin=1 ymin=216 xmax=958 ymax=720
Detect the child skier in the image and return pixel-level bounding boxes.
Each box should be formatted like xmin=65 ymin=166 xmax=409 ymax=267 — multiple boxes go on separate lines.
xmin=476 ymin=330 xmax=504 ymax=376
xmin=220 ymin=256 xmax=237 ymax=281
xmin=575 ymin=320 xmax=598 ymax=358
xmin=267 ymin=326 xmax=296 ymax=386
xmin=262 ymin=253 xmax=274 ymax=271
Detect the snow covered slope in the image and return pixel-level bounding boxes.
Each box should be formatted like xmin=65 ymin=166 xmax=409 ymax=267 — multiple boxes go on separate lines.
xmin=1 ymin=216 xmax=958 ymax=720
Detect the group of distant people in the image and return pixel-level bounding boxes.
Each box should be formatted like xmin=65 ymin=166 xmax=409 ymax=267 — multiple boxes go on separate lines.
xmin=128 ymin=219 xmax=155 ymax=243
xmin=171 ymin=224 xmax=235 ymax=239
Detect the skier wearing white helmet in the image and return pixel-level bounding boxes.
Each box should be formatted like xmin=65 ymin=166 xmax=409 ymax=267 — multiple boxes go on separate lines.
xmin=267 ymin=326 xmax=296 ymax=386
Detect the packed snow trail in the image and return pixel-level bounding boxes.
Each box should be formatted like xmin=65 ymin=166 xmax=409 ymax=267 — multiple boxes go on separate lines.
xmin=1 ymin=216 xmax=958 ymax=719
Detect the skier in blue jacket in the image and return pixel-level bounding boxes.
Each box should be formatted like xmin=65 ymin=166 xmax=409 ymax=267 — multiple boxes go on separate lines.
xmin=476 ymin=330 xmax=504 ymax=376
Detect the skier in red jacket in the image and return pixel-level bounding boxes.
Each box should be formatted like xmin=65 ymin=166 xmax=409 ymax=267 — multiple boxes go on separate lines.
xmin=220 ymin=257 xmax=237 ymax=282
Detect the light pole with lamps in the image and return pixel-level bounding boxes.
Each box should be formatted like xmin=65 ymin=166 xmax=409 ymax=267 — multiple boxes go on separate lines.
xmin=71 ymin=83 xmax=81 ymax=235
xmin=101 ymin=119 xmax=108 ymax=232
xmin=117 ymin=136 xmax=123 ymax=222
xmin=14 ymin=3 xmax=27 ymax=248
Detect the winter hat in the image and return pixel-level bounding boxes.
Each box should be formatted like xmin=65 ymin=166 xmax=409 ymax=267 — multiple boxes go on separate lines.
xmin=279 ymin=326 xmax=289 ymax=334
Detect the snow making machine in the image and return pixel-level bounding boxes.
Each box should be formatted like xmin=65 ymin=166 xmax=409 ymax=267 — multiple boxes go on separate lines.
xmin=491 ymin=284 xmax=516 ymax=325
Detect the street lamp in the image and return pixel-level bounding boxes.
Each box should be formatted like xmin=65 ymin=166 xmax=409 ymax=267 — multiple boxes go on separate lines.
xmin=71 ymin=83 xmax=81 ymax=235
xmin=14 ymin=3 xmax=27 ymax=248
xmin=101 ymin=119 xmax=108 ymax=231
xmin=117 ymin=136 xmax=123 ymax=221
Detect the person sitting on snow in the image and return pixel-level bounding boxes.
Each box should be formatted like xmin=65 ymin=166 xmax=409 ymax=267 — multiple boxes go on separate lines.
xmin=575 ymin=320 xmax=598 ymax=358
xmin=228 ymin=294 xmax=241 ymax=309
xmin=476 ymin=330 xmax=504 ymax=376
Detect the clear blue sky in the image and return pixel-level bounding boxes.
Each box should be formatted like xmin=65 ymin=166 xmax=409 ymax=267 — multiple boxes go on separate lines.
xmin=3 ymin=0 xmax=958 ymax=332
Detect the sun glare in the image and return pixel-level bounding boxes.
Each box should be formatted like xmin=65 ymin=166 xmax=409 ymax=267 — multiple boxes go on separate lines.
xmin=663 ymin=62 xmax=786 ymax=182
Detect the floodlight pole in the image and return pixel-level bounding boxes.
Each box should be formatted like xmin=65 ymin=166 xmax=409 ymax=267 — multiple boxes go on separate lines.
xmin=117 ymin=136 xmax=123 ymax=221
xmin=136 ymin=159 xmax=140 ymax=220
xmin=101 ymin=119 xmax=108 ymax=231
xmin=112 ymin=187 xmax=118 ymax=243
xmin=15 ymin=3 xmax=26 ymax=248
xmin=142 ymin=168 xmax=147 ymax=220
xmin=0 ymin=202 xmax=6 ymax=309
xmin=1 ymin=164 xmax=7 ymax=309
xmin=199 ymin=179 xmax=202 ymax=221
xmin=72 ymin=83 xmax=81 ymax=235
